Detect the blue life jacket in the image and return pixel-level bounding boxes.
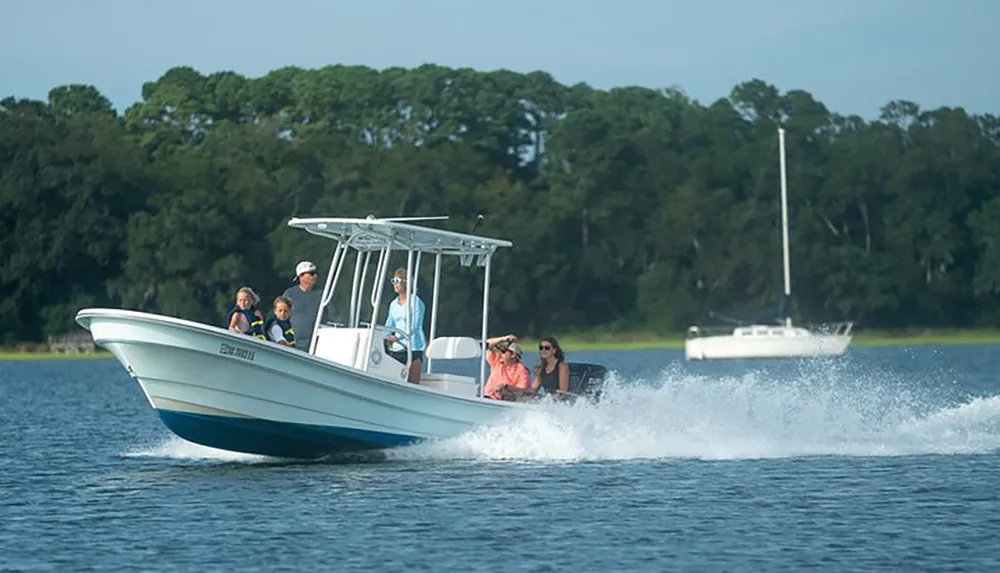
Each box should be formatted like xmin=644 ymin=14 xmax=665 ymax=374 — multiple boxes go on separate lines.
xmin=264 ymin=316 xmax=296 ymax=347
xmin=227 ymin=306 xmax=266 ymax=340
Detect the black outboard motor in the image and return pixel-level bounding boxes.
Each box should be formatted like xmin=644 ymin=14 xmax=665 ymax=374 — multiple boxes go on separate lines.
xmin=566 ymin=363 xmax=610 ymax=400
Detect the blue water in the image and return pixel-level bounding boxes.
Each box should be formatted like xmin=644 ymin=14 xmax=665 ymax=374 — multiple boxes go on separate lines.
xmin=3 ymin=346 xmax=1000 ymax=571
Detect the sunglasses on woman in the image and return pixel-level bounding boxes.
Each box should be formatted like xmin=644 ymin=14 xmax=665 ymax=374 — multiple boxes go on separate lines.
xmin=539 ymin=344 xmax=552 ymax=351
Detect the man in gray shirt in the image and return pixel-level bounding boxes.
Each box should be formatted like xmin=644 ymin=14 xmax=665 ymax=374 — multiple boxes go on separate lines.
xmin=282 ymin=261 xmax=325 ymax=352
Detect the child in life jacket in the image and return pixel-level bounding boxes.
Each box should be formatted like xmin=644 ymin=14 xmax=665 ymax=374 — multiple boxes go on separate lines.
xmin=227 ymin=286 xmax=266 ymax=340
xmin=264 ymin=296 xmax=296 ymax=347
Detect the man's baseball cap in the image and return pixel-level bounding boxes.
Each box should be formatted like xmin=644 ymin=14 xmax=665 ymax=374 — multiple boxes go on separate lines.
xmin=295 ymin=261 xmax=317 ymax=276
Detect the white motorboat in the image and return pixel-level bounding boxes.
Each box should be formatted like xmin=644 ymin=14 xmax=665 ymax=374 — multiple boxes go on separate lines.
xmin=75 ymin=215 xmax=608 ymax=459
xmin=684 ymin=127 xmax=853 ymax=361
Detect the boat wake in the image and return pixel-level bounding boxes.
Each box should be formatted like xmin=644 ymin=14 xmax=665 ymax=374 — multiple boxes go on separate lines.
xmin=122 ymin=438 xmax=389 ymax=465
xmin=120 ymin=363 xmax=1000 ymax=464
xmin=391 ymin=365 xmax=1000 ymax=462
xmin=123 ymin=437 xmax=271 ymax=463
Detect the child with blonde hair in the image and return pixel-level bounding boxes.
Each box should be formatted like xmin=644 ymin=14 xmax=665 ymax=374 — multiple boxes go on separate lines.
xmin=226 ymin=286 xmax=266 ymax=340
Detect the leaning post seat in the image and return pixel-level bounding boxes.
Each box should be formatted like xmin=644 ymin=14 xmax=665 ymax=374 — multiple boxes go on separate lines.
xmin=424 ymin=336 xmax=483 ymax=360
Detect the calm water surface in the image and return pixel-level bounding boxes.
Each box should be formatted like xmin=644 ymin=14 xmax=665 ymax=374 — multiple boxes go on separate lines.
xmin=2 ymin=346 xmax=1000 ymax=571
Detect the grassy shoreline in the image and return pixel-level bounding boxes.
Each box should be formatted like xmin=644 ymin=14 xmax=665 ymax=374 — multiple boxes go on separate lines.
xmin=3 ymin=329 xmax=1000 ymax=361
xmin=0 ymin=351 xmax=114 ymax=362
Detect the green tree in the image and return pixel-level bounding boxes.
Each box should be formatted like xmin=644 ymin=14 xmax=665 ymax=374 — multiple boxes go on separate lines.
xmin=4 ymin=64 xmax=1000 ymax=343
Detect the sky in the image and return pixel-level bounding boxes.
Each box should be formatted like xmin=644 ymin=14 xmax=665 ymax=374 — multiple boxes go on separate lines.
xmin=2 ymin=0 xmax=997 ymax=119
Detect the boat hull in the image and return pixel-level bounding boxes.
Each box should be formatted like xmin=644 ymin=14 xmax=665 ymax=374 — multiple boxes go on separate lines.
xmin=685 ymin=333 xmax=851 ymax=360
xmin=154 ymin=409 xmax=417 ymax=459
xmin=76 ymin=308 xmax=521 ymax=459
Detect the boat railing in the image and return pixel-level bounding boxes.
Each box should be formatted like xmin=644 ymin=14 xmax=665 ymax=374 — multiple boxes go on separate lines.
xmin=686 ymin=325 xmax=737 ymax=338
xmin=290 ymin=215 xmax=515 ymax=395
xmin=807 ymin=321 xmax=854 ymax=336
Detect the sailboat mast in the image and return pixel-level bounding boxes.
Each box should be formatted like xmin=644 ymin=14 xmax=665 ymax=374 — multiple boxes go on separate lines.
xmin=778 ymin=127 xmax=792 ymax=327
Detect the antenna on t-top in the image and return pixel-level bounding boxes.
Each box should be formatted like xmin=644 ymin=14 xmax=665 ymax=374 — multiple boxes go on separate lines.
xmin=470 ymin=214 xmax=485 ymax=233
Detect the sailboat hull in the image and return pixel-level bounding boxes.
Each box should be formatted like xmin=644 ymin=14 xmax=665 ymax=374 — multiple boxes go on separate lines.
xmin=685 ymin=327 xmax=851 ymax=360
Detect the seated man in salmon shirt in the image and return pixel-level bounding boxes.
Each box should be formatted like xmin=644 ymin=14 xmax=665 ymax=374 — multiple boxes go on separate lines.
xmin=483 ymin=334 xmax=531 ymax=400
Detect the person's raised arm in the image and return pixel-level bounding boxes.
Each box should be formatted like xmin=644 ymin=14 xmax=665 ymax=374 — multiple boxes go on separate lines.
xmin=485 ymin=334 xmax=516 ymax=350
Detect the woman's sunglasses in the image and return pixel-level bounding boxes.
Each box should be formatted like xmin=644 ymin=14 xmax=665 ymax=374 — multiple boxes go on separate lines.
xmin=539 ymin=344 xmax=553 ymax=351
xmin=390 ymin=277 xmax=404 ymax=285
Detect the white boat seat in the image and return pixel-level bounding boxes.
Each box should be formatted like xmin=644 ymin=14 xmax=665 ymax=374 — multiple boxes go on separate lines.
xmin=425 ymin=336 xmax=482 ymax=360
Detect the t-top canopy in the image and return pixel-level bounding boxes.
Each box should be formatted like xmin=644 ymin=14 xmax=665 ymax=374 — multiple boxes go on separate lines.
xmin=287 ymin=216 xmax=513 ymax=256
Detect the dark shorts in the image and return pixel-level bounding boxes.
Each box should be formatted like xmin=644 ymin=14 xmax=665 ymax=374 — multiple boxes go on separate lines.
xmin=387 ymin=349 xmax=423 ymax=364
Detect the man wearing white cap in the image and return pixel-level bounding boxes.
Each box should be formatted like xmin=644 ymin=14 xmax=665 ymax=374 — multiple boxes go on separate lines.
xmin=282 ymin=261 xmax=323 ymax=351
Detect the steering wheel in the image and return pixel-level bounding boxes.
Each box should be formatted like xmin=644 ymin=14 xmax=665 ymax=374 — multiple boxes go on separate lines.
xmin=381 ymin=325 xmax=412 ymax=352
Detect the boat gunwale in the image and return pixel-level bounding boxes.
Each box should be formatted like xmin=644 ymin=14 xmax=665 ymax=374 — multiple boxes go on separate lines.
xmin=75 ymin=307 xmax=531 ymax=409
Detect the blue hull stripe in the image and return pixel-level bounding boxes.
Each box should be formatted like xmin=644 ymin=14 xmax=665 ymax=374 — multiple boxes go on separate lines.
xmin=156 ymin=409 xmax=423 ymax=459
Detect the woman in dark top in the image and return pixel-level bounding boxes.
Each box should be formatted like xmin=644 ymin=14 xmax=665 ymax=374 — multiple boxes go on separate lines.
xmin=531 ymin=336 xmax=570 ymax=396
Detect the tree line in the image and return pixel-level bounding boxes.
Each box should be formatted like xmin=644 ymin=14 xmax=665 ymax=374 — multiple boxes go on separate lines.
xmin=2 ymin=63 xmax=999 ymax=344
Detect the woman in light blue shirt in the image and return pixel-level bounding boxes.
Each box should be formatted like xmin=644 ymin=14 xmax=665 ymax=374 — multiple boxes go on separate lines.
xmin=384 ymin=267 xmax=426 ymax=384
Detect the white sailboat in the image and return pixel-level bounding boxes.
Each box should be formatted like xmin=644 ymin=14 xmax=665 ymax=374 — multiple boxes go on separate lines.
xmin=684 ymin=127 xmax=853 ymax=360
